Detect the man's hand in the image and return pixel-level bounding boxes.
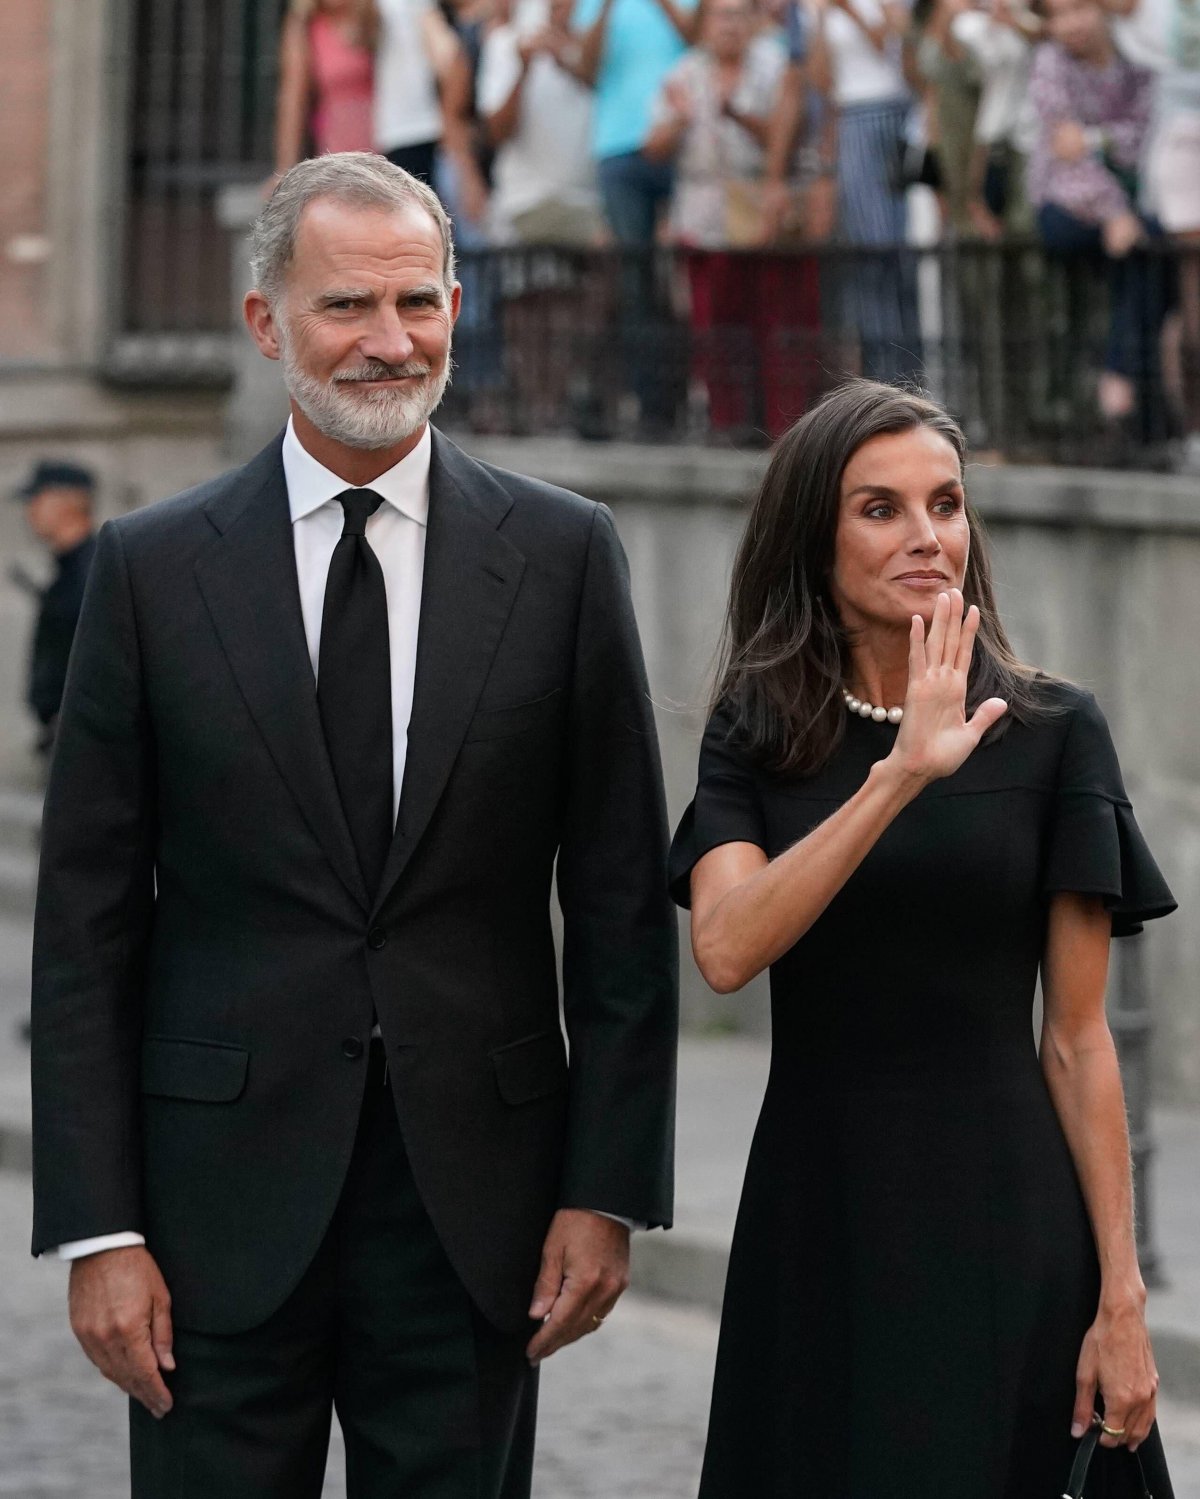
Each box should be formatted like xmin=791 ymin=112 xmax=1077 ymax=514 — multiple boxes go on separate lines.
xmin=526 ymin=1209 xmax=630 ymax=1365
xmin=68 ymin=1246 xmax=175 ymax=1419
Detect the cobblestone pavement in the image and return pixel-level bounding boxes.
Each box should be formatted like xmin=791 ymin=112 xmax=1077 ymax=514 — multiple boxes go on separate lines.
xmin=4 ymin=1169 xmax=1200 ymax=1498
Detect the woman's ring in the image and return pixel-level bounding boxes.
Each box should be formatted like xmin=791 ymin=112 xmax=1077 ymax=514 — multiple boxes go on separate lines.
xmin=1100 ymin=1423 xmax=1127 ymax=1438
xmin=591 ymin=1315 xmax=606 ymax=1326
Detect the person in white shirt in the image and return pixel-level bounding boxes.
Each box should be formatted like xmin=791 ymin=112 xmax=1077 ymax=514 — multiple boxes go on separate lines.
xmin=374 ymin=0 xmax=447 ymax=180
xmin=807 ymin=0 xmax=925 ymax=380
xmin=479 ymin=0 xmax=603 ymax=244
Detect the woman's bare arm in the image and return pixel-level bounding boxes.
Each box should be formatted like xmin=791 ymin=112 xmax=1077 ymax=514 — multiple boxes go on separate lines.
xmin=273 ymin=14 xmax=311 ymax=176
xmin=440 ymin=45 xmax=491 ymax=224
xmin=1040 ymin=892 xmax=1159 ymax=1452
xmin=690 ymin=591 xmax=1006 ymax=992
xmin=576 ymin=0 xmax=618 ymax=86
xmin=650 ymin=0 xmax=700 ymax=44
xmin=690 ymin=758 xmax=923 ymax=992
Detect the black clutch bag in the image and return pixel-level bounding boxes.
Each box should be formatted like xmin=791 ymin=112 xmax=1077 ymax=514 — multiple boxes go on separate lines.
xmin=1063 ymin=1422 xmax=1154 ymax=1499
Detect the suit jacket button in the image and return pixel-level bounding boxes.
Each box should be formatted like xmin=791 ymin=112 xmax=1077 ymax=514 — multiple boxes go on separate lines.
xmin=367 ymin=927 xmax=388 ymax=950
xmin=341 ymin=1036 xmax=364 ymax=1060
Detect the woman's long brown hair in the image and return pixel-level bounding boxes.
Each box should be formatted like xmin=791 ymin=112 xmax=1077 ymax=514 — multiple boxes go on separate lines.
xmin=713 ymin=379 xmax=1054 ymax=776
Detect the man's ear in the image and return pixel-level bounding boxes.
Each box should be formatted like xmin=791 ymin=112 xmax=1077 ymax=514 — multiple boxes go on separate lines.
xmin=244 ymin=290 xmax=283 ymax=361
xmin=448 ymin=281 xmax=463 ymax=328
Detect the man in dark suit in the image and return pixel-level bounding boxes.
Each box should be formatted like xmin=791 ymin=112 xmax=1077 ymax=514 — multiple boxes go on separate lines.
xmin=12 ymin=459 xmax=97 ymax=755
xmin=30 ymin=152 xmax=677 ymax=1498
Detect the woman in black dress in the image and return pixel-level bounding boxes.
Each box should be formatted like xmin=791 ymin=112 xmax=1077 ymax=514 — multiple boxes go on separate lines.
xmin=669 ymin=380 xmax=1177 ymax=1498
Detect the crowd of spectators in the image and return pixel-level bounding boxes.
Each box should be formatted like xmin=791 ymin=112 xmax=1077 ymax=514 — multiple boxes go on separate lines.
xmin=270 ymin=0 xmax=1200 ymax=461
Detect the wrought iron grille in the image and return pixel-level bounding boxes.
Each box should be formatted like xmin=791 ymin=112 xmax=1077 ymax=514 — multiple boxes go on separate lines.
xmin=107 ymin=0 xmax=283 ymax=380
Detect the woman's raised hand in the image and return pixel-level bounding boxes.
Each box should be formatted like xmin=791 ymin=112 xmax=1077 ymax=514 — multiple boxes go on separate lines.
xmin=888 ymin=589 xmax=1007 ymax=785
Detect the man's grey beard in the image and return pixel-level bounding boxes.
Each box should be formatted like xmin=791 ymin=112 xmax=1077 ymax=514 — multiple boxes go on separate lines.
xmin=278 ymin=324 xmax=452 ymax=450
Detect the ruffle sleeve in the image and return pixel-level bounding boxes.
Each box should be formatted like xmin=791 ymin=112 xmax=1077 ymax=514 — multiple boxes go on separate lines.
xmin=668 ymin=702 xmax=767 ymax=909
xmin=1042 ymin=690 xmax=1176 ymax=937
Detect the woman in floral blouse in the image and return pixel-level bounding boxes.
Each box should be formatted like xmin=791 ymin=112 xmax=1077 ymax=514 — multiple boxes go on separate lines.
xmin=1029 ymin=0 xmax=1169 ymax=433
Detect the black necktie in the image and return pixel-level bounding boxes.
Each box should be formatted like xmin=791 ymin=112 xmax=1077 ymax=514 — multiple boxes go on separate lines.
xmin=317 ymin=489 xmax=393 ymax=896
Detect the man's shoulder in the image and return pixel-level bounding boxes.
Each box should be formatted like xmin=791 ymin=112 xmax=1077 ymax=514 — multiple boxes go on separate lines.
xmin=109 ymin=445 xmax=281 ymax=551
xmin=477 ymin=456 xmax=599 ymax=522
xmin=436 ymin=431 xmax=603 ymax=540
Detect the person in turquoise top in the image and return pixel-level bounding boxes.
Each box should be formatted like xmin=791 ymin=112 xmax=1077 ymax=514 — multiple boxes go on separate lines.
xmin=574 ymin=0 xmax=699 ymax=431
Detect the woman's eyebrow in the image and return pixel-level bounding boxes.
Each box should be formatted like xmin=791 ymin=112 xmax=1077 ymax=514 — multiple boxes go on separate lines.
xmin=844 ymin=479 xmax=964 ymax=500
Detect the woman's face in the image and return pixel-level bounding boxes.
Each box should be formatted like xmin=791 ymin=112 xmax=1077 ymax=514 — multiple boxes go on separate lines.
xmin=828 ymin=426 xmax=970 ymax=635
xmin=705 ymin=0 xmax=753 ymax=59
xmin=1044 ymin=0 xmax=1108 ymax=57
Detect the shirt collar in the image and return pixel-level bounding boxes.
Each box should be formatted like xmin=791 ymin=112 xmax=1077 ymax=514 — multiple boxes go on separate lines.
xmin=281 ymin=416 xmax=432 ymax=528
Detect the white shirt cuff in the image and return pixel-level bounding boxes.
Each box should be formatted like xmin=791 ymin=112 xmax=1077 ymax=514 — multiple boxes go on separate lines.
xmin=589 ymin=1211 xmax=645 ymax=1232
xmin=52 ymin=1232 xmax=147 ymax=1261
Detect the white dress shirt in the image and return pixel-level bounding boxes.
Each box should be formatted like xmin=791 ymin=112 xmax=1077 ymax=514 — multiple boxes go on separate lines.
xmin=284 ymin=414 xmax=430 ymax=825
xmin=55 ymin=421 xmax=635 ymax=1260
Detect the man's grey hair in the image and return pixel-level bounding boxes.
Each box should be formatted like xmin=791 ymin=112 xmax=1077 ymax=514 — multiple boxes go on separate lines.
xmin=249 ymin=152 xmax=458 ymax=307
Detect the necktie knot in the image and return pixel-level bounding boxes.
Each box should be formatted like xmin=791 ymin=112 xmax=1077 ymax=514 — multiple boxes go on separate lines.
xmin=336 ymin=488 xmax=384 ymax=538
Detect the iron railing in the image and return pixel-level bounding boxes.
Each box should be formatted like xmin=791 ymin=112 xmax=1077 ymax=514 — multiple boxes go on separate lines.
xmin=105 ymin=3 xmax=1194 ymax=463
xmin=436 ymin=241 xmax=1190 ymax=468
xmin=106 ymin=233 xmax=1196 ymax=468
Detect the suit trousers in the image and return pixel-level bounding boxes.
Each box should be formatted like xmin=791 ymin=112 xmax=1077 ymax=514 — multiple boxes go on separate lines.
xmin=130 ymin=1041 xmax=539 ymax=1499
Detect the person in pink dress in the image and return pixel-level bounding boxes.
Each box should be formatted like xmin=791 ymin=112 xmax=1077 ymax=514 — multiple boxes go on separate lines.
xmin=273 ymin=0 xmax=378 ymax=178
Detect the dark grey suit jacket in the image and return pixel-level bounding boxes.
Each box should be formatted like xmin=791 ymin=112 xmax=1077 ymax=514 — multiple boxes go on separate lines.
xmin=31 ymin=429 xmax=678 ymax=1336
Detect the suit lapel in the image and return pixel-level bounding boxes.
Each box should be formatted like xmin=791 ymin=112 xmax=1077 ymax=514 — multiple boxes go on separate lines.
xmin=373 ymin=429 xmax=524 ymax=913
xmin=194 ymin=438 xmax=371 ymax=912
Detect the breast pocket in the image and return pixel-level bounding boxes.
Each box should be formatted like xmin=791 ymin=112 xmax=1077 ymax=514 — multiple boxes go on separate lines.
xmin=464 ymin=687 xmax=564 ymax=744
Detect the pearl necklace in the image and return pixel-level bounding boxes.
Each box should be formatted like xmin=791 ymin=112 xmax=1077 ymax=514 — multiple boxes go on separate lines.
xmin=843 ymin=689 xmax=904 ymax=725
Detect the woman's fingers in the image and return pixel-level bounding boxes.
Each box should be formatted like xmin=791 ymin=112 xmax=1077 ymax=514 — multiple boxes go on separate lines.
xmin=907 ymin=611 xmax=926 ymax=683
xmin=942 ymin=588 xmax=964 ymax=669
xmin=954 ymin=601 xmax=981 ymax=676
xmin=925 ymin=589 xmax=950 ymax=665
xmin=967 ymin=697 xmax=1008 ymax=741
xmin=1098 ymin=1398 xmax=1133 ymax=1449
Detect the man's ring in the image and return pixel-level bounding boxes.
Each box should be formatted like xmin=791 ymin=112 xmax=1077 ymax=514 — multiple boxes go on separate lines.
xmin=1100 ymin=1423 xmax=1127 ymax=1438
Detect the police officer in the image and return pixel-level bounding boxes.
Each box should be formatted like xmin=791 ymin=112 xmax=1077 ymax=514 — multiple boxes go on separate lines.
xmin=14 ymin=461 xmax=97 ymax=755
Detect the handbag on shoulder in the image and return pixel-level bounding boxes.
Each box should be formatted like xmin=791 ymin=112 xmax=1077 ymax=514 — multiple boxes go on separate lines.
xmin=1063 ymin=1420 xmax=1154 ymax=1499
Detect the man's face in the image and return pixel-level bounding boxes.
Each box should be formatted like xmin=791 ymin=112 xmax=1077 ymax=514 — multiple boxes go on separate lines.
xmin=265 ymin=199 xmax=461 ymax=451
xmin=25 ymin=487 xmax=91 ymax=547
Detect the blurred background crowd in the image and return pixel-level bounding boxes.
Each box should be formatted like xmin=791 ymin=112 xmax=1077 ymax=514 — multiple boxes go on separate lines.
xmin=256 ymin=0 xmax=1200 ymax=459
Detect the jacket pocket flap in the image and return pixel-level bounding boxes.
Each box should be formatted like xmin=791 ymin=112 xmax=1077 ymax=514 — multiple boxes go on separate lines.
xmin=491 ymin=1031 xmax=568 ymax=1105
xmin=141 ymin=1037 xmax=249 ymax=1102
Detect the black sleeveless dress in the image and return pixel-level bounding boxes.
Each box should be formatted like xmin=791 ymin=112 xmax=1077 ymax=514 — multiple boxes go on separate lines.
xmin=668 ymin=681 xmax=1177 ymax=1499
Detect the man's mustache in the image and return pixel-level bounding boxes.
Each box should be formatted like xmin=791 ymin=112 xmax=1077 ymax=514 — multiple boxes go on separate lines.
xmin=333 ymin=360 xmax=433 ymax=383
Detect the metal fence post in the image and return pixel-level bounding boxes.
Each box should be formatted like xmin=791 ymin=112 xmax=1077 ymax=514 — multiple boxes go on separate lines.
xmin=1109 ymin=932 xmax=1163 ymax=1287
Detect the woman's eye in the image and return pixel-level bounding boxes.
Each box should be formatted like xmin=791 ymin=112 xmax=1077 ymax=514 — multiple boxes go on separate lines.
xmin=866 ymin=503 xmax=893 ymax=519
xmin=933 ymin=497 xmax=962 ymax=514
